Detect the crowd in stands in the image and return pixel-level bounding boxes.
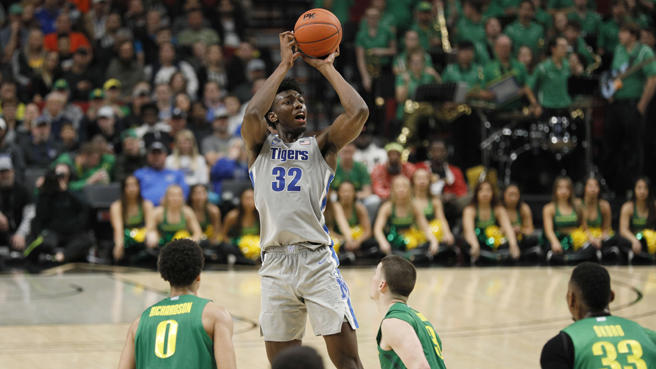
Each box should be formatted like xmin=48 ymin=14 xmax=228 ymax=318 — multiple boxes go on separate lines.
xmin=0 ymin=0 xmax=655 ymax=271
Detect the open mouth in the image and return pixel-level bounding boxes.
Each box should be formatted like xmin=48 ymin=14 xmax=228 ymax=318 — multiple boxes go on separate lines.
xmin=294 ymin=113 xmax=306 ymax=123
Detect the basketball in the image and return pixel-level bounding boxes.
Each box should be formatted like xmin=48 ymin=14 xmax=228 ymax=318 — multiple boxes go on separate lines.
xmin=293 ymin=8 xmax=342 ymax=58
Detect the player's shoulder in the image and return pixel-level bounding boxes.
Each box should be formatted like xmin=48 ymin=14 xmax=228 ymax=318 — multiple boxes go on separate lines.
xmin=203 ymin=301 xmax=232 ymax=325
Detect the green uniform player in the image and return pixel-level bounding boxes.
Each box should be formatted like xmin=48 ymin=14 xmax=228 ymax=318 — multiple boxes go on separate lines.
xmin=371 ymin=256 xmax=448 ymax=369
xmin=118 ymin=239 xmax=236 ymax=369
xmin=541 ymin=262 xmax=656 ymax=368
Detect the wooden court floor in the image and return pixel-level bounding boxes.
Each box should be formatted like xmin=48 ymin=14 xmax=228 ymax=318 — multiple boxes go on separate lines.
xmin=1 ymin=265 xmax=655 ymax=369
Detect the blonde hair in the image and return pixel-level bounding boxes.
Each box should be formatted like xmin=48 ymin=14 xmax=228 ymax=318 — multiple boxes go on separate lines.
xmin=390 ymin=175 xmax=412 ymax=204
xmin=161 ymin=184 xmax=184 ymax=209
xmin=172 ymin=129 xmax=200 ymax=171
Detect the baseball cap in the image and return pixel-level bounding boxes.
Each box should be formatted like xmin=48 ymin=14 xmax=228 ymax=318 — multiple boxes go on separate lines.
xmin=54 ymin=79 xmax=69 ymax=91
xmin=0 ymin=156 xmax=13 ymax=171
xmin=213 ymin=107 xmax=229 ymax=119
xmin=9 ymin=3 xmax=23 ymax=15
xmin=103 ymin=78 xmax=122 ymax=90
xmin=148 ymin=140 xmax=167 ymax=152
xmin=121 ymin=128 xmax=138 ymax=140
xmin=416 ymin=1 xmax=432 ymax=12
xmin=133 ymin=86 xmax=151 ymax=98
xmin=384 ymin=142 xmax=404 ymax=153
xmin=247 ymin=59 xmax=266 ymax=73
xmin=171 ymin=108 xmax=186 ymax=119
xmin=97 ymin=106 xmax=114 ymax=119
xmin=89 ymin=88 xmax=105 ymax=100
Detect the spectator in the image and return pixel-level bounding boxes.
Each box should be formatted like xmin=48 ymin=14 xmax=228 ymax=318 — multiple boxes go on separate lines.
xmin=455 ymin=0 xmax=486 ymax=45
xmin=39 ymin=89 xmax=83 ymax=136
xmin=19 ymin=118 xmax=61 ymax=170
xmin=94 ymin=12 xmax=126 ymax=68
xmin=188 ymin=184 xmax=222 ymax=245
xmin=85 ymin=0 xmax=110 ymax=41
xmin=1 ymin=3 xmax=30 ymax=63
xmin=61 ymin=47 xmax=97 ymax=101
xmin=226 ymin=41 xmax=256 ymax=92
xmin=395 ymin=49 xmax=440 ymax=120
xmin=441 ymin=41 xmax=488 ymax=99
xmin=136 ymin=102 xmax=172 ymax=149
xmin=147 ymin=42 xmax=199 ymax=98
xmin=43 ymin=12 xmax=91 ymax=53
xmin=332 ymin=143 xmax=375 ymax=202
xmin=202 ymin=108 xmax=232 ymax=167
xmin=222 ymin=187 xmax=259 ymax=261
xmin=0 ymin=117 xmax=25 ymax=178
xmin=462 ymin=180 xmax=520 ymax=263
xmin=355 ymin=7 xmax=397 ymax=100
xmin=187 ymin=100 xmax=211 ymax=143
xmin=0 ymin=100 xmax=20 ymax=144
xmin=122 ymin=83 xmax=152 ymax=127
xmin=178 ymin=8 xmax=220 ymax=47
xmin=134 ymin=140 xmax=188 ymax=206
xmin=165 ymin=129 xmax=208 ymax=186
xmin=11 ymin=28 xmax=46 ymax=95
xmin=597 ymin=0 xmax=628 ymax=55
xmin=563 ymin=20 xmax=595 ymax=67
xmin=224 ymin=94 xmax=244 ymax=135
xmin=169 ymin=71 xmax=189 ymax=97
xmin=529 ymin=37 xmax=572 ymax=113
xmin=232 ymin=58 xmax=266 ymax=103
xmin=87 ymin=106 xmax=122 ymax=153
xmin=410 ymin=2 xmax=440 ymax=52
xmin=103 ymin=78 xmax=129 ymax=117
xmin=371 ymin=142 xmax=415 ymax=200
xmin=425 ymin=140 xmax=468 ymax=201
xmin=17 ymin=102 xmax=40 ymax=138
xmin=110 ymin=175 xmax=155 ymax=264
xmin=26 ymin=164 xmax=93 ymax=264
xmin=480 ymin=17 xmax=502 ymax=61
xmin=54 ymin=141 xmax=115 ymax=191
xmin=165 ymin=107 xmax=188 ymax=141
xmin=373 ymin=175 xmax=438 ymax=258
xmin=114 ymin=129 xmax=146 ymax=182
xmin=393 ymin=29 xmax=434 ymax=75
xmin=34 ymin=0 xmax=60 ymax=35
xmin=203 ymin=81 xmax=225 ymax=122
xmin=209 ymin=137 xmax=249 ymax=196
xmin=517 ymin=45 xmax=536 ymax=74
xmin=146 ymin=184 xmax=202 ymax=248
xmin=353 ymin=133 xmax=387 ymax=173
xmin=59 ymin=121 xmax=79 ymax=153
xmin=0 ymin=80 xmax=25 ymax=121
xmin=198 ymin=44 xmax=228 ymax=93
xmin=0 ymin=156 xmax=34 ymax=253
xmin=568 ymin=0 xmax=601 ymax=37
xmin=504 ymin=0 xmax=545 ymax=56
xmin=31 ymin=51 xmax=61 ymax=100
xmin=106 ymin=40 xmax=147 ymax=99
xmin=154 ymin=82 xmax=174 ymax=121
xmin=214 ymin=0 xmax=247 ymax=49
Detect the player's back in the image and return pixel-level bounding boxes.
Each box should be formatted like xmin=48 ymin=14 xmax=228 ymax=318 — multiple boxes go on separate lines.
xmin=250 ymin=134 xmax=334 ymax=250
xmin=562 ymin=315 xmax=656 ymax=369
xmin=377 ymin=302 xmax=447 ymax=369
xmin=135 ymin=294 xmax=216 ymax=369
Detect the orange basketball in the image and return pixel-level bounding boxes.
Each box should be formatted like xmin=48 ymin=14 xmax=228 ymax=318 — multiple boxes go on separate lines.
xmin=294 ymin=8 xmax=342 ymax=58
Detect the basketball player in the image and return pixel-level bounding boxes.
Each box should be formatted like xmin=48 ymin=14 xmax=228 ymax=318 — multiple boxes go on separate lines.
xmin=540 ymin=262 xmax=656 ymax=368
xmin=371 ymin=255 xmax=447 ymax=369
xmin=241 ymin=31 xmax=368 ymax=368
xmin=117 ymin=239 xmax=237 ymax=369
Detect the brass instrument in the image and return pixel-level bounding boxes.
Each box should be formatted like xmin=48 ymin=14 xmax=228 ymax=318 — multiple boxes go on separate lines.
xmin=434 ymin=0 xmax=452 ymax=53
xmin=585 ymin=45 xmax=602 ymax=75
xmin=397 ymin=100 xmax=471 ymax=146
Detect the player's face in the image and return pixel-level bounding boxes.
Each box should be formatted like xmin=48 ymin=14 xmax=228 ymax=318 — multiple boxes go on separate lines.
xmin=272 ymin=90 xmax=307 ymax=135
xmin=584 ymin=178 xmax=599 ymax=199
xmin=477 ymin=183 xmax=493 ymax=204
xmin=635 ymin=180 xmax=649 ymax=201
xmin=369 ymin=263 xmax=385 ymax=300
xmin=504 ymin=186 xmax=520 ymax=207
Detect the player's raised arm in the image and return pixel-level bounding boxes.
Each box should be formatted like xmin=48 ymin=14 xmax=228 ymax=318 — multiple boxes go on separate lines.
xmin=305 ymin=52 xmax=369 ymax=154
xmin=242 ymin=31 xmax=300 ymax=165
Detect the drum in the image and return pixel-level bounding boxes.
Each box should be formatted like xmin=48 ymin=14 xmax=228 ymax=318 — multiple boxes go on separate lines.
xmin=532 ymin=115 xmax=577 ymax=153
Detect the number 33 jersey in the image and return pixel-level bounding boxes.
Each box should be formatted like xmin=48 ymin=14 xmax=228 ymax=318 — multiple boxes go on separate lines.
xmin=250 ymin=134 xmax=334 ymax=251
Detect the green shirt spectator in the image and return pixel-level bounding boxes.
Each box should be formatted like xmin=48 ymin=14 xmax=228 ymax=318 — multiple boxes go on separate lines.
xmin=393 ymin=50 xmax=434 ymax=75
xmin=177 ymin=9 xmax=220 ymax=46
xmin=395 ymin=68 xmax=439 ymax=119
xmin=385 ymin=0 xmax=416 ymax=30
xmin=529 ymin=38 xmax=572 ymax=109
xmin=611 ymin=42 xmax=656 ymax=100
xmin=567 ymin=9 xmax=601 ymax=36
xmin=484 ymin=0 xmax=520 ymax=18
xmin=314 ymin=0 xmax=354 ymax=25
xmin=455 ymin=0 xmax=486 ymax=44
xmin=505 ymin=0 xmax=545 ymax=55
xmin=442 ymin=63 xmax=485 ymax=87
xmin=331 ymin=144 xmax=374 ymax=200
xmin=355 ymin=11 xmax=396 ymax=67
xmin=356 ymin=7 xmax=398 ymax=92
xmin=54 ymin=143 xmax=116 ymax=192
xmin=535 ymin=5 xmax=553 ymax=29
xmin=598 ymin=19 xmax=621 ymax=54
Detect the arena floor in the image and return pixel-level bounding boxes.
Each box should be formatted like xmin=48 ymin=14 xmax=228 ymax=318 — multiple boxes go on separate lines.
xmin=1 ymin=265 xmax=655 ymax=369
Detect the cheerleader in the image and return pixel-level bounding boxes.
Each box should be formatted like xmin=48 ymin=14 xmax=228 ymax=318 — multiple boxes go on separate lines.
xmin=325 ymin=181 xmax=373 ymax=261
xmin=619 ymin=177 xmax=656 ymax=263
xmin=147 ymin=185 xmax=203 ymax=248
xmin=581 ymin=176 xmax=622 ymax=262
xmin=502 ymin=183 xmax=542 ymax=260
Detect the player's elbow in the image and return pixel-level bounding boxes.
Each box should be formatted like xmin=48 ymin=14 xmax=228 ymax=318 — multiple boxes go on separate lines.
xmin=349 ymin=104 xmax=369 ymax=122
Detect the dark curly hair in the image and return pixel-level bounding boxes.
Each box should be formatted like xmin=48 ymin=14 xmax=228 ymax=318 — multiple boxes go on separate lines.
xmin=570 ymin=262 xmax=611 ymax=312
xmin=158 ymin=239 xmax=204 ymax=287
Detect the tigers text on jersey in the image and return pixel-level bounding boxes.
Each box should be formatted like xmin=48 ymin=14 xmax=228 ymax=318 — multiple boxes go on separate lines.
xmin=249 ymin=134 xmax=334 ymax=251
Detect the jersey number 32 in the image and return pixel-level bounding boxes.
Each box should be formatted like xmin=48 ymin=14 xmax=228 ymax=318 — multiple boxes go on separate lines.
xmin=272 ymin=167 xmax=303 ymax=192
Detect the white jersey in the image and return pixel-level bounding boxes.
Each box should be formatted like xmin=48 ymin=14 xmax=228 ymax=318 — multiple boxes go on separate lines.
xmin=249 ymin=134 xmax=334 ymax=250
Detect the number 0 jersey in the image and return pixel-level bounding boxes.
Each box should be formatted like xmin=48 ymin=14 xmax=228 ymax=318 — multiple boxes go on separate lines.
xmin=250 ymin=134 xmax=334 ymax=251
xmin=561 ymin=315 xmax=656 ymax=369
xmin=135 ymin=295 xmax=215 ymax=369
xmin=377 ymin=302 xmax=447 ymax=369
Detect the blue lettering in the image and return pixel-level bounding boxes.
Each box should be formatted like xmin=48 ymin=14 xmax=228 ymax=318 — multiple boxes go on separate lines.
xmin=271 ymin=147 xmax=278 ymax=160
xmin=271 ymin=149 xmax=310 ymax=162
xmin=300 ymin=151 xmax=309 ymax=160
xmin=280 ymin=149 xmax=287 ymax=162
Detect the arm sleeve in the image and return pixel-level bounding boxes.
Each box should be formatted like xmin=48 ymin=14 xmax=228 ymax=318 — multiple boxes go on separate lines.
xmin=16 ymin=204 xmax=35 ymax=238
xmin=540 ymin=332 xmax=574 ymax=369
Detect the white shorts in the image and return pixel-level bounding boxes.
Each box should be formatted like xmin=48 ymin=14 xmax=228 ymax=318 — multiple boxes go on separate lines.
xmin=258 ymin=245 xmax=358 ymax=341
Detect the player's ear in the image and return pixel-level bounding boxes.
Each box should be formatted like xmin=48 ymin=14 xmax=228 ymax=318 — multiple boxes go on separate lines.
xmin=609 ymin=289 xmax=615 ymax=303
xmin=267 ymin=111 xmax=278 ymax=123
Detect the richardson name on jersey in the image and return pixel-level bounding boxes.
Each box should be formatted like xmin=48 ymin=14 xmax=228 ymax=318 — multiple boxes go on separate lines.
xmin=271 ymin=147 xmax=309 ymax=162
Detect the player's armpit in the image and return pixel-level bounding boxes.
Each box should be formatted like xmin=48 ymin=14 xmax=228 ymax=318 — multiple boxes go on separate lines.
xmin=117 ymin=317 xmax=140 ymax=369
xmin=211 ymin=305 xmax=237 ymax=369
xmin=381 ymin=318 xmax=432 ymax=369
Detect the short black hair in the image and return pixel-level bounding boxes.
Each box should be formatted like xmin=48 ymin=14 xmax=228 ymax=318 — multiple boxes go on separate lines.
xmin=158 ymin=239 xmax=205 ymax=287
xmin=380 ymin=255 xmax=417 ymax=297
xmin=519 ymin=0 xmax=535 ymax=10
xmin=620 ymin=22 xmax=641 ymax=39
xmin=271 ymin=346 xmax=324 ymax=369
xmin=570 ymin=262 xmax=611 ymax=312
xmin=265 ymin=78 xmax=304 ymax=128
xmin=457 ymin=40 xmax=475 ymax=51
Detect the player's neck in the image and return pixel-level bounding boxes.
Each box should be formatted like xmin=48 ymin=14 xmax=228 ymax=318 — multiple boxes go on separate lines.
xmin=379 ymin=295 xmax=407 ymax=313
xmin=278 ymin=130 xmax=303 ymax=143
xmin=170 ymin=286 xmax=197 ymax=298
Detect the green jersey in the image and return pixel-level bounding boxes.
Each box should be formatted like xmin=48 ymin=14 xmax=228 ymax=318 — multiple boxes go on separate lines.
xmin=529 ymin=58 xmax=572 ymax=109
xmin=136 ymin=295 xmax=216 ymax=369
xmin=562 ymin=315 xmax=656 ymax=369
xmin=504 ymin=20 xmax=545 ymax=55
xmin=611 ymin=43 xmax=656 ymax=100
xmin=377 ymin=302 xmax=447 ymax=369
xmin=567 ymin=10 xmax=601 ymax=36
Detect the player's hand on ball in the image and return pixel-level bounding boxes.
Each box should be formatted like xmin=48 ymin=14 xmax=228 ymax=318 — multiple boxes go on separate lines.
xmin=302 ymin=47 xmax=339 ymax=70
xmin=279 ymin=31 xmax=301 ymax=67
